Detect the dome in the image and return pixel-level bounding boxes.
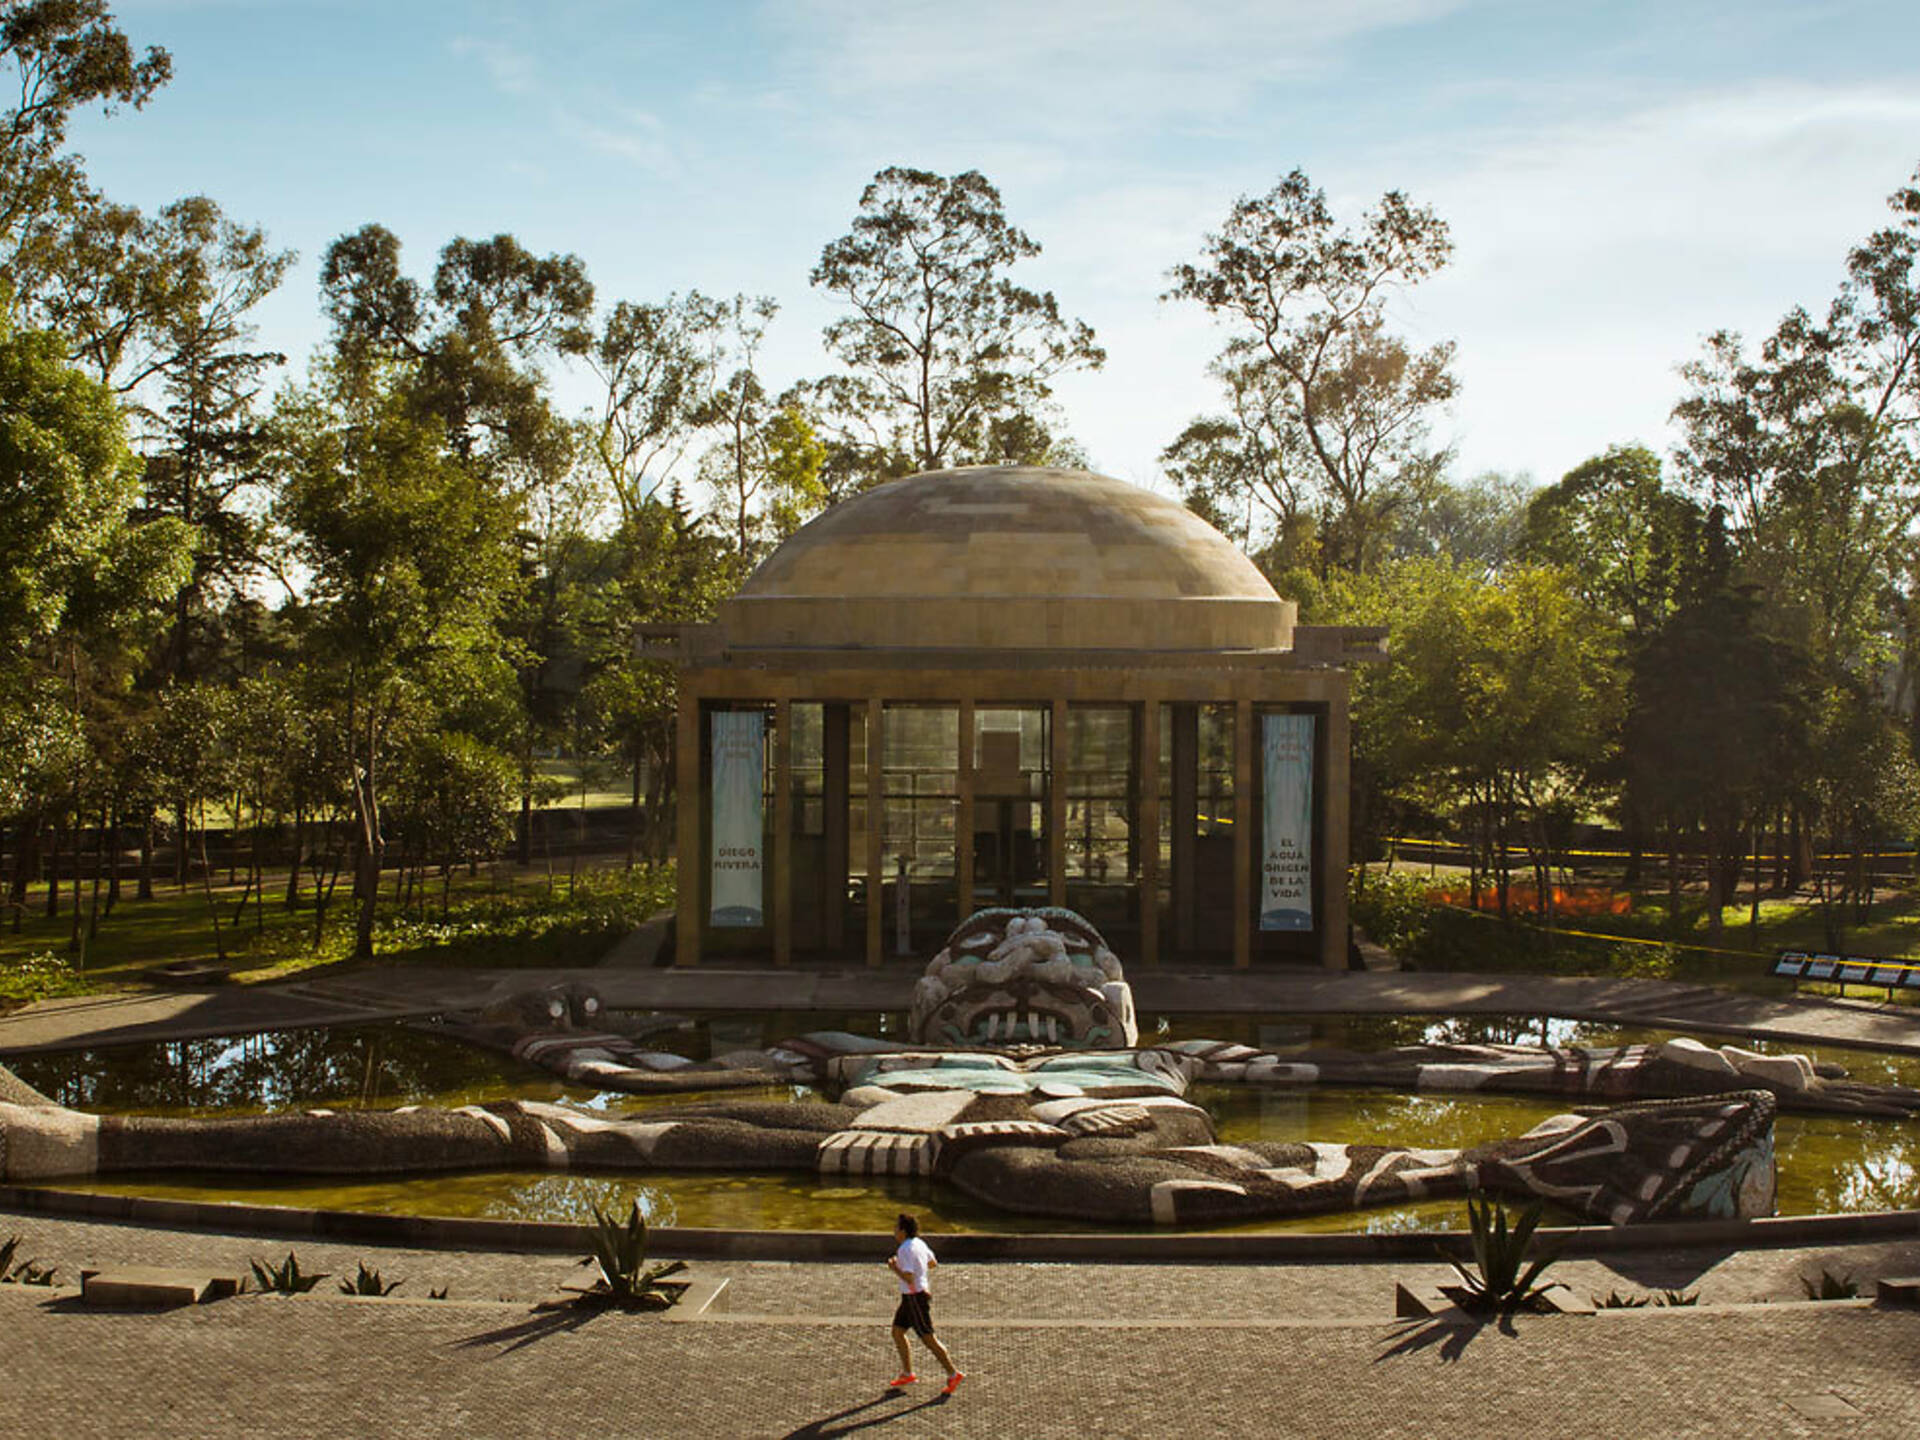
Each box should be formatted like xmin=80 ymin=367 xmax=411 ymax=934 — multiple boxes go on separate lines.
xmin=718 ymin=466 xmax=1295 ymax=651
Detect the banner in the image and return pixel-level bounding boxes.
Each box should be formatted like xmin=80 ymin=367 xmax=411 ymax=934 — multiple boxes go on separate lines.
xmin=709 ymin=711 xmax=765 ymax=926
xmin=1260 ymin=713 xmax=1314 ymax=931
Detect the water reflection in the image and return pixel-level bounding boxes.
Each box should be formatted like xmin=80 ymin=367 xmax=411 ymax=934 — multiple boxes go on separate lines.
xmin=15 ymin=1011 xmax=1920 ymax=1229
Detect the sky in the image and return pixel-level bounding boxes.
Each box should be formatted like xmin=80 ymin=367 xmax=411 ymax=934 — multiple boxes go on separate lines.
xmin=70 ymin=0 xmax=1920 ymax=499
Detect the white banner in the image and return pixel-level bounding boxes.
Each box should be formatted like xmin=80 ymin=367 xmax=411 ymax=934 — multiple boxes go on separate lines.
xmin=709 ymin=711 xmax=765 ymax=927
xmin=1260 ymin=713 xmax=1314 ymax=931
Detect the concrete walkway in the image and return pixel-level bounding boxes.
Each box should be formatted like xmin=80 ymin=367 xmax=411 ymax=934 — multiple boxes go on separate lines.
xmin=5 ymin=1210 xmax=1920 ymax=1438
xmin=5 ymin=960 xmax=1920 ymax=1057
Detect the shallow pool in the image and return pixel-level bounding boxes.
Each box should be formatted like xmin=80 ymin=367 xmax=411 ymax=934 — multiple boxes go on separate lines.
xmin=14 ymin=1013 xmax=1920 ymax=1231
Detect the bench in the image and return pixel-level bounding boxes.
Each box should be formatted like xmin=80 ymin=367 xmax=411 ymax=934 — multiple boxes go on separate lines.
xmin=1772 ymin=949 xmax=1920 ymax=1001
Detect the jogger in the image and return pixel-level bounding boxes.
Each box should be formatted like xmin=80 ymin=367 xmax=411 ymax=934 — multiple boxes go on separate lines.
xmin=886 ymin=1212 xmax=964 ymax=1393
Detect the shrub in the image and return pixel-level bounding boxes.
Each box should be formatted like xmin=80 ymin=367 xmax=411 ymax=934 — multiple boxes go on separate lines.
xmin=0 ymin=952 xmax=91 ymax=1007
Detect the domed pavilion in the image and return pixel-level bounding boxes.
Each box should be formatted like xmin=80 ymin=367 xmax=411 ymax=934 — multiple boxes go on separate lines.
xmin=654 ymin=466 xmax=1385 ymax=970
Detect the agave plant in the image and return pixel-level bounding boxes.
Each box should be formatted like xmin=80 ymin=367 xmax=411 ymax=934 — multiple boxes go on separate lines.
xmin=574 ymin=1201 xmax=687 ymax=1311
xmin=1442 ymin=1194 xmax=1565 ymax=1315
xmin=248 ymin=1253 xmax=329 ymax=1295
xmin=339 ymin=1263 xmax=402 ymax=1297
xmin=1595 ymin=1290 xmax=1650 ymax=1309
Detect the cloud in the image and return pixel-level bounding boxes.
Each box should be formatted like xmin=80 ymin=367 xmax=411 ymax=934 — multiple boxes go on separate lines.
xmin=556 ymin=105 xmax=679 ymax=178
xmin=762 ymin=0 xmax=1472 ymax=145
xmin=450 ymin=36 xmax=539 ymax=97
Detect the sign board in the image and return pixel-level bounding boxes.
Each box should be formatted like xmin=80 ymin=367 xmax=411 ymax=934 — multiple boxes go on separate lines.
xmin=1260 ymin=713 xmax=1314 ymax=931
xmin=709 ymin=711 xmax=764 ymax=926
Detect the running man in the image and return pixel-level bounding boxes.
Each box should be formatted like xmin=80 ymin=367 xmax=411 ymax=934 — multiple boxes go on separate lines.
xmin=886 ymin=1213 xmax=964 ymax=1393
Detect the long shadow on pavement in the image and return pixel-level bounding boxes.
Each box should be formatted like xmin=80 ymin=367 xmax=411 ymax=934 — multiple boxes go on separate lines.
xmin=1374 ymin=1313 xmax=1514 ymax=1362
xmin=454 ymin=1305 xmax=602 ymax=1355
xmin=782 ymin=1389 xmax=953 ymax=1438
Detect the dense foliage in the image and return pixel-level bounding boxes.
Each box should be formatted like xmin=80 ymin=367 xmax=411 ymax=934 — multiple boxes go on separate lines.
xmin=2 ymin=3 xmax=1918 ymax=987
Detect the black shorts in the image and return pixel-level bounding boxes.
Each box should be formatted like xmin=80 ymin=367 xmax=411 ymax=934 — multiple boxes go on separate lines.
xmin=892 ymin=1291 xmax=934 ymax=1336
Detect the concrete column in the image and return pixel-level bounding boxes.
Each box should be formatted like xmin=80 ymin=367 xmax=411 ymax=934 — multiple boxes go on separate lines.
xmin=1048 ymin=698 xmax=1067 ymax=909
xmin=1138 ymin=700 xmax=1160 ymax=967
xmin=956 ymin=697 xmax=975 ymax=920
xmin=866 ymin=699 xmax=884 ymax=968
xmin=1171 ymin=704 xmax=1197 ymax=954
xmin=1234 ymin=697 xmax=1252 ymax=970
xmin=1323 ymin=685 xmax=1352 ymax=971
xmin=823 ymin=704 xmax=848 ymax=953
xmin=674 ymin=687 xmax=701 ymax=967
xmin=772 ymin=698 xmax=792 ymax=967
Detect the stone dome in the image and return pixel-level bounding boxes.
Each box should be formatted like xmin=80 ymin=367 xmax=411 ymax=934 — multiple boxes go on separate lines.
xmin=718 ymin=465 xmax=1294 ymax=651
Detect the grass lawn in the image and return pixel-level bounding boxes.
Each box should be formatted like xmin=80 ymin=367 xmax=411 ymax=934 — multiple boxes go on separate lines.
xmin=0 ymin=860 xmax=675 ymax=1014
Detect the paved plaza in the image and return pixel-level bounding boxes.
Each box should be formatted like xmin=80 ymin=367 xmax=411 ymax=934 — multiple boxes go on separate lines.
xmin=6 ymin=1211 xmax=1920 ymax=1439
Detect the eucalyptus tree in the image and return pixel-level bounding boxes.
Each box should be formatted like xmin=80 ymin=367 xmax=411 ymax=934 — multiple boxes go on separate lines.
xmin=585 ymin=289 xmax=726 ymax=528
xmin=810 ymin=166 xmax=1103 ymax=473
xmin=273 ymin=364 xmax=523 ymax=960
xmin=1166 ymin=169 xmax=1456 ymax=575
xmin=318 ymin=224 xmax=592 ymax=476
xmin=0 ymin=0 xmax=171 ymax=299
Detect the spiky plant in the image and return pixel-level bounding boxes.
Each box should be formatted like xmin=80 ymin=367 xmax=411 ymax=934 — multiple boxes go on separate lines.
xmin=248 ymin=1253 xmax=329 ymax=1295
xmin=1595 ymin=1290 xmax=1651 ymax=1308
xmin=339 ymin=1263 xmax=402 ymax=1296
xmin=1443 ymin=1195 xmax=1565 ymax=1314
xmin=575 ymin=1201 xmax=687 ymax=1311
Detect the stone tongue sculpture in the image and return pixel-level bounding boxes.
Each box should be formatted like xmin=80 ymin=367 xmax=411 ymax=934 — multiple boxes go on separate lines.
xmin=0 ymin=908 xmax=1824 ymax=1227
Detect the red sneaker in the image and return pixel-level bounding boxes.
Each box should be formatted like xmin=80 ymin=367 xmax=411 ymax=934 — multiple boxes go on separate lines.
xmin=888 ymin=1374 xmax=918 ymax=1388
xmin=943 ymin=1372 xmax=966 ymax=1394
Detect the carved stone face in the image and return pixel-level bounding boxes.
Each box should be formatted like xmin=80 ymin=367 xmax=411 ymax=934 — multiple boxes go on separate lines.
xmin=908 ymin=908 xmax=1138 ymax=1049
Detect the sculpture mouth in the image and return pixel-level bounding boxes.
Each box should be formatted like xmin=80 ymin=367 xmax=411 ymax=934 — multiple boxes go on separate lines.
xmin=928 ymin=977 xmax=1119 ymax=1046
xmin=940 ymin=1004 xmax=1107 ymax=1046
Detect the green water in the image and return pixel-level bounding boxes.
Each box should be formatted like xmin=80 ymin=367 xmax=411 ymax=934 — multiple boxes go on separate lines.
xmin=14 ymin=1013 xmax=1920 ymax=1231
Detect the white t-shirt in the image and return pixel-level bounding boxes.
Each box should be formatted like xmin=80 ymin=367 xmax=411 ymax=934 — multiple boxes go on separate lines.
xmin=895 ymin=1236 xmax=935 ymax=1295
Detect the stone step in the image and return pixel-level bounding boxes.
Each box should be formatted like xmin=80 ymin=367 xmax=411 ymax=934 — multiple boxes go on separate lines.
xmin=81 ymin=1267 xmax=240 ymax=1308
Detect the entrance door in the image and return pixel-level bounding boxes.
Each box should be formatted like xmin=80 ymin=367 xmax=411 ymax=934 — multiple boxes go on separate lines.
xmin=972 ymin=708 xmax=1049 ymax=907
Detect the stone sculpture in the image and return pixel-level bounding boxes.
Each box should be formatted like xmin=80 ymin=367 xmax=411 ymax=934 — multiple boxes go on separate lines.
xmin=0 ymin=908 xmax=1852 ymax=1228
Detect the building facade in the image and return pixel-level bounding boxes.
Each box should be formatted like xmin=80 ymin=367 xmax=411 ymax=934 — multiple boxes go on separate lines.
xmin=657 ymin=466 xmax=1384 ymax=970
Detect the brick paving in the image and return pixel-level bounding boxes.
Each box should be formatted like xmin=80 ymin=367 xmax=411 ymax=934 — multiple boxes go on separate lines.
xmin=6 ymin=1277 xmax=1920 ymax=1439
xmin=9 ymin=1211 xmax=1920 ymax=1315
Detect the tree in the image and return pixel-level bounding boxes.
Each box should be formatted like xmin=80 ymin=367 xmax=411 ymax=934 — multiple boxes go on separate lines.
xmin=1342 ymin=558 xmax=1620 ymax=918
xmin=1166 ymin=169 xmax=1456 ymax=575
xmin=273 ymin=364 xmax=522 ymax=959
xmin=318 ymin=225 xmax=592 ymax=476
xmin=0 ymin=0 xmax=170 ymax=294
xmin=1624 ymin=534 xmax=1816 ymax=943
xmin=585 ymin=290 xmax=726 ymax=528
xmin=810 ymin=166 xmax=1103 ymax=472
xmin=1392 ymin=471 xmax=1534 ymax=574
xmin=1521 ymin=446 xmax=1699 ymax=636
xmin=583 ymin=487 xmax=743 ymax=863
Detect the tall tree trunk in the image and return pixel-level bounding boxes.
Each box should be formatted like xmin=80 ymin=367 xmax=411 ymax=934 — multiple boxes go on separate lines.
xmin=285 ymin=802 xmax=304 ymax=909
xmin=45 ymin=820 xmax=61 ymax=919
xmin=137 ymin=814 xmax=154 ymax=902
